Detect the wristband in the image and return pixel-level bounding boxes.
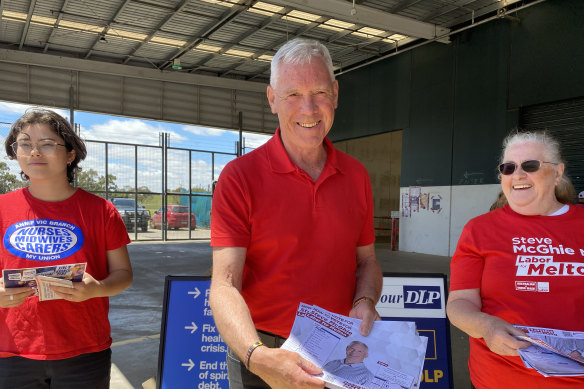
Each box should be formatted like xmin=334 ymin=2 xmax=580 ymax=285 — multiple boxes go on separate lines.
xmin=353 ymin=296 xmax=375 ymax=308
xmin=245 ymin=341 xmax=265 ymax=369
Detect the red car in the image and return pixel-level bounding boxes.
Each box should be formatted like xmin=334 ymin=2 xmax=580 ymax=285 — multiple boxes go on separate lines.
xmin=150 ymin=205 xmax=196 ymax=230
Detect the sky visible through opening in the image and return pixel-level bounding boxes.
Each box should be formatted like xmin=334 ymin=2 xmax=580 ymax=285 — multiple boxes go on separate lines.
xmin=0 ymin=100 xmax=272 ymax=193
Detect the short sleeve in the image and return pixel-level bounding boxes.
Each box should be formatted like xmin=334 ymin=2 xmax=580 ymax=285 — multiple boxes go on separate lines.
xmin=449 ymin=221 xmax=485 ymax=291
xmin=105 ymin=201 xmax=131 ymax=250
xmin=210 ymin=163 xmax=251 ymax=248
xmin=357 ymin=169 xmax=375 ymax=247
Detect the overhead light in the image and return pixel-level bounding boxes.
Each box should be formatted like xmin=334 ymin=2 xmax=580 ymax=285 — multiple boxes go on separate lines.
xmin=172 ymin=58 xmax=182 ymax=70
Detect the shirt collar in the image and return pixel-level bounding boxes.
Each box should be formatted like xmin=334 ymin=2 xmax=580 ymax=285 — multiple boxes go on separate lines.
xmin=343 ymin=361 xmax=365 ymax=367
xmin=266 ymin=127 xmax=341 ymax=175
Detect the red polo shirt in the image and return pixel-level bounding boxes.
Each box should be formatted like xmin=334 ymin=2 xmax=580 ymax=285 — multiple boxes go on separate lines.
xmin=211 ymin=128 xmax=375 ymax=337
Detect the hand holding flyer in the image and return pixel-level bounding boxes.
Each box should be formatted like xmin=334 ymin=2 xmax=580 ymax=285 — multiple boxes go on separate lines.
xmin=514 ymin=324 xmax=584 ymax=377
xmin=2 ymin=263 xmax=86 ymax=301
xmin=282 ymin=303 xmax=428 ymax=389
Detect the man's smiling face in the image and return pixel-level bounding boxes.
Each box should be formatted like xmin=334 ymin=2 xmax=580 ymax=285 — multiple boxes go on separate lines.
xmin=345 ymin=342 xmax=368 ymax=364
xmin=267 ymin=56 xmax=338 ymax=156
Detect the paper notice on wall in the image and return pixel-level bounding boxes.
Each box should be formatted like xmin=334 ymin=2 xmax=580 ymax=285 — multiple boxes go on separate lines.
xmin=430 ymin=194 xmax=442 ymax=213
xmin=420 ymin=193 xmax=429 ymax=210
xmin=409 ymin=187 xmax=421 ymax=213
xmin=402 ymin=193 xmax=410 ymax=218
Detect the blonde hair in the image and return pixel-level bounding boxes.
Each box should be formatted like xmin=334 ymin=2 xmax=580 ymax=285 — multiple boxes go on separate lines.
xmin=489 ymin=191 xmax=507 ymax=211
xmin=556 ymin=175 xmax=577 ymax=204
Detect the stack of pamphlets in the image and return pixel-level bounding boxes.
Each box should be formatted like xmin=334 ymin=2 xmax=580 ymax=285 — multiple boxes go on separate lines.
xmin=514 ymin=324 xmax=584 ymax=377
xmin=3 ymin=263 xmax=86 ymax=301
xmin=282 ymin=303 xmax=428 ymax=389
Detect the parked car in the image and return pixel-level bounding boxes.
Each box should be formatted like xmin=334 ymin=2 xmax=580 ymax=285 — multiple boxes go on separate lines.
xmin=150 ymin=205 xmax=196 ymax=230
xmin=110 ymin=197 xmax=150 ymax=232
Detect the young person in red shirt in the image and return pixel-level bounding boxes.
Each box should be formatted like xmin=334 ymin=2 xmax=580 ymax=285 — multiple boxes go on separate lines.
xmin=210 ymin=38 xmax=382 ymax=388
xmin=0 ymin=109 xmax=133 ymax=389
xmin=448 ymin=130 xmax=584 ymax=388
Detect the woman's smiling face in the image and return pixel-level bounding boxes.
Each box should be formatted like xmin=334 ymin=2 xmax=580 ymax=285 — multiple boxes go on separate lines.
xmin=15 ymin=123 xmax=75 ymax=182
xmin=501 ymin=141 xmax=564 ymax=215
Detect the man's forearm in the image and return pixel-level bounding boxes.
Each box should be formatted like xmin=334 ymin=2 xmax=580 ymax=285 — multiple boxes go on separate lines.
xmin=354 ymin=249 xmax=382 ymax=303
xmin=209 ymin=280 xmax=261 ymax=361
xmin=210 ymin=246 xmax=262 ymax=362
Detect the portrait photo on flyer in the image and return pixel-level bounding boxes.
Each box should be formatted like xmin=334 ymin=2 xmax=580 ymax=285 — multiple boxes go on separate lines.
xmin=282 ymin=303 xmax=428 ymax=389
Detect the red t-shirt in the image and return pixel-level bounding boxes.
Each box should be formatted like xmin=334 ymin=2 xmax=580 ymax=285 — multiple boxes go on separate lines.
xmin=450 ymin=205 xmax=584 ymax=387
xmin=211 ymin=129 xmax=375 ymax=337
xmin=0 ymin=188 xmax=130 ymax=360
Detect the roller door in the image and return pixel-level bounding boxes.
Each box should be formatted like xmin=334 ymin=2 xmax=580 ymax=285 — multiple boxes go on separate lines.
xmin=520 ymin=97 xmax=584 ymax=194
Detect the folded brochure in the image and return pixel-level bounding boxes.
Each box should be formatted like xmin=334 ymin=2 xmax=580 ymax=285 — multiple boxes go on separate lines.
xmin=514 ymin=324 xmax=584 ymax=377
xmin=282 ymin=303 xmax=428 ymax=389
xmin=3 ymin=263 xmax=86 ymax=301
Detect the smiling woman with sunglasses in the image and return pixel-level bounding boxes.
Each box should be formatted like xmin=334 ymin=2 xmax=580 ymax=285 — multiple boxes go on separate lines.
xmin=446 ymin=130 xmax=584 ymax=388
xmin=0 ymin=109 xmax=133 ymax=389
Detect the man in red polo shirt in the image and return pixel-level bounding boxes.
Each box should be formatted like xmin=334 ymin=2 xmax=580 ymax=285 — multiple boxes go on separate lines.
xmin=210 ymin=38 xmax=382 ymax=389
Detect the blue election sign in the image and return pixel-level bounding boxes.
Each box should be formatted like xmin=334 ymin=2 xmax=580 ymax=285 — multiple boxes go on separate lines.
xmin=157 ymin=276 xmax=229 ymax=389
xmin=376 ymin=273 xmax=453 ymax=389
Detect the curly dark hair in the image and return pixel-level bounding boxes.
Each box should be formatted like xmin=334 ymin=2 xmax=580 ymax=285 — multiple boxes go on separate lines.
xmin=4 ymin=108 xmax=87 ymax=183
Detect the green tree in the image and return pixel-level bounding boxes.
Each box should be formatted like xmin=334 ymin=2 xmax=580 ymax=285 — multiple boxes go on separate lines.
xmin=191 ymin=185 xmax=211 ymax=193
xmin=0 ymin=162 xmax=24 ymax=194
xmin=137 ymin=186 xmax=153 ymax=205
xmin=77 ymin=169 xmax=118 ymax=192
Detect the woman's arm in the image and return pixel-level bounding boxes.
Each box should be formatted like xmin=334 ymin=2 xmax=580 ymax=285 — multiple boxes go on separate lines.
xmin=447 ymin=289 xmax=529 ymax=356
xmin=51 ymin=245 xmax=133 ymax=301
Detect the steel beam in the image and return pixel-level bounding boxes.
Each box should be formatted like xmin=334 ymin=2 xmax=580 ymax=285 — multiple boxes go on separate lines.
xmin=267 ymin=0 xmax=450 ymax=41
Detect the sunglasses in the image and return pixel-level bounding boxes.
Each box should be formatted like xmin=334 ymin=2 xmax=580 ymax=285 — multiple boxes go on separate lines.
xmin=498 ymin=160 xmax=558 ymax=175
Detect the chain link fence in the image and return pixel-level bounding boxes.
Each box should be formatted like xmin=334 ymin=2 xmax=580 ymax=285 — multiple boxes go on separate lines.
xmin=0 ymin=122 xmax=236 ymax=241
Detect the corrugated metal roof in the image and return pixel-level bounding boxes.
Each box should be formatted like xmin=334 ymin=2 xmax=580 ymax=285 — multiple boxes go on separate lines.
xmin=0 ymin=0 xmax=540 ymax=83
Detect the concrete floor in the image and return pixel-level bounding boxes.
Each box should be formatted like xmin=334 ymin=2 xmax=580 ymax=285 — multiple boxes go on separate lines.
xmin=109 ymin=241 xmax=471 ymax=388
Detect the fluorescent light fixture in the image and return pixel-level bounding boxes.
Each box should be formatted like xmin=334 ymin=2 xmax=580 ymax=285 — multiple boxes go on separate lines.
xmin=107 ymin=29 xmax=148 ymax=42
xmin=257 ymin=54 xmax=274 ymax=62
xmin=59 ymin=19 xmax=104 ymax=33
xmin=151 ymin=36 xmax=186 ymax=47
xmin=357 ymin=26 xmax=386 ymax=36
xmin=325 ymin=19 xmax=355 ymax=29
xmin=199 ymin=0 xmax=236 ymax=7
xmin=196 ymin=43 xmax=222 ymax=53
xmin=247 ymin=8 xmax=274 ymax=17
xmin=383 ymin=34 xmax=408 ymax=43
xmin=253 ymin=2 xmax=284 ymax=13
xmin=286 ymin=10 xmax=321 ymax=22
xmin=225 ymin=49 xmax=254 ymax=58
xmin=249 ymin=2 xmax=284 ymax=16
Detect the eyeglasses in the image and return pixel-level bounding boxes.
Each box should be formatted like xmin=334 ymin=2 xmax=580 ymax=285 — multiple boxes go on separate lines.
xmin=498 ymin=160 xmax=558 ymax=175
xmin=11 ymin=140 xmax=66 ymax=156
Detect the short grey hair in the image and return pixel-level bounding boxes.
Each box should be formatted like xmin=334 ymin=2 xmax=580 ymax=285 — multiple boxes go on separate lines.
xmin=501 ymin=130 xmax=564 ymax=164
xmin=270 ymin=38 xmax=335 ymax=88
